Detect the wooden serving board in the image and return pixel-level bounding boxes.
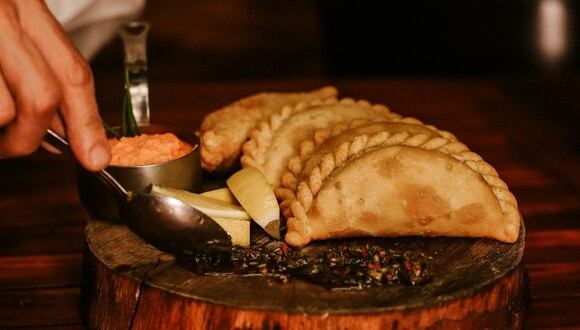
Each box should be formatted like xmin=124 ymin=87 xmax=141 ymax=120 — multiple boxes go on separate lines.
xmin=81 ymin=216 xmax=525 ymax=329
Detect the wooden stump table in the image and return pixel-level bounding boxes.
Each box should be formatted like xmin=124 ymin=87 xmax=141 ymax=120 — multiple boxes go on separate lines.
xmin=81 ymin=218 xmax=526 ymax=329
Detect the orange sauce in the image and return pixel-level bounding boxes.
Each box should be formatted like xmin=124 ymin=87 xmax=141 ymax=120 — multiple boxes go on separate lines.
xmin=108 ymin=133 xmax=193 ymax=166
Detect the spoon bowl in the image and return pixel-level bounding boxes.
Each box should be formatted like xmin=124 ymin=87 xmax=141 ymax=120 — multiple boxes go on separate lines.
xmin=44 ymin=129 xmax=231 ymax=254
xmin=121 ymin=192 xmax=232 ymax=254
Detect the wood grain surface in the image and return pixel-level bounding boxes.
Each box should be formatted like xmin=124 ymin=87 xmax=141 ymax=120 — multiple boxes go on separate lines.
xmin=82 ymin=212 xmax=525 ymax=328
xmin=84 ymin=215 xmax=523 ymax=304
xmin=1 ymin=78 xmax=579 ymax=329
xmin=127 ymin=267 xmax=525 ymax=330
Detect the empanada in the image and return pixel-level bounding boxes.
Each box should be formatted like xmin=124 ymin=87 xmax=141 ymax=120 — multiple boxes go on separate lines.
xmin=241 ymin=98 xmax=416 ymax=187
xmin=277 ymin=120 xmax=457 ymax=199
xmin=199 ymin=86 xmax=338 ymax=172
xmin=281 ymin=129 xmax=520 ymax=247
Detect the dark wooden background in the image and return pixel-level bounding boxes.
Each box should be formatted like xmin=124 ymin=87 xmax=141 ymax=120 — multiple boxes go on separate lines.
xmin=1 ymin=1 xmax=579 ymax=328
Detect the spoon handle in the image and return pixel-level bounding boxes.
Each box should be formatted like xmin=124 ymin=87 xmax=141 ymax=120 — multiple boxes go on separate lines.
xmin=44 ymin=129 xmax=128 ymax=197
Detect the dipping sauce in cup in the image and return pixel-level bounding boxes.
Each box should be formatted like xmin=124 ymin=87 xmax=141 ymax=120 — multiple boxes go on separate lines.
xmin=109 ymin=133 xmax=193 ymax=166
xmin=77 ymin=125 xmax=201 ymax=221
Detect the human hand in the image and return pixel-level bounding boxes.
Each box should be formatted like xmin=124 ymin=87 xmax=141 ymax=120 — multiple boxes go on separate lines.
xmin=0 ymin=0 xmax=110 ymax=171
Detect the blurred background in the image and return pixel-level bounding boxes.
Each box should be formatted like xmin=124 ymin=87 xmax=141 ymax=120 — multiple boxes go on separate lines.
xmin=91 ymin=0 xmax=579 ymax=154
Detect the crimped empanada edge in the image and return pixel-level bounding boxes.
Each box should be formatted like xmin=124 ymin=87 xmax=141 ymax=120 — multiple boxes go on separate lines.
xmin=281 ymin=131 xmax=520 ymax=247
xmin=279 ymin=119 xmax=459 ymax=193
xmin=199 ymin=86 xmax=339 ymax=172
xmin=239 ymin=98 xmax=395 ymax=176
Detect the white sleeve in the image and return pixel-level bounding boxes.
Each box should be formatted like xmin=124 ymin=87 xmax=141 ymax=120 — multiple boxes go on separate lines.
xmin=45 ymin=0 xmax=146 ymax=60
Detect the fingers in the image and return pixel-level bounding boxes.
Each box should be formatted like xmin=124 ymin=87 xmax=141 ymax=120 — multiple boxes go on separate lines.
xmin=0 ymin=1 xmax=61 ymax=158
xmin=49 ymin=114 xmax=66 ymax=137
xmin=14 ymin=1 xmax=110 ymax=171
xmin=40 ymin=115 xmax=66 ymax=154
xmin=0 ymin=71 xmax=15 ymax=127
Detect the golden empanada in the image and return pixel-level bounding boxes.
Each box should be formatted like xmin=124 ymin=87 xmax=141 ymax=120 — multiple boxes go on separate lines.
xmin=277 ymin=120 xmax=457 ymax=199
xmin=199 ymin=86 xmax=338 ymax=172
xmin=241 ymin=98 xmax=410 ymax=187
xmin=281 ymin=129 xmax=520 ymax=247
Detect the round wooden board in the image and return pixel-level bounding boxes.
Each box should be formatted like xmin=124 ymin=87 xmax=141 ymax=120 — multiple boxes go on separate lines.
xmin=81 ymin=218 xmax=526 ymax=329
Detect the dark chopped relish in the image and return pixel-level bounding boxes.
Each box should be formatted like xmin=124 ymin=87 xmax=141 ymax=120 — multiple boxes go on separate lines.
xmin=177 ymin=243 xmax=431 ymax=289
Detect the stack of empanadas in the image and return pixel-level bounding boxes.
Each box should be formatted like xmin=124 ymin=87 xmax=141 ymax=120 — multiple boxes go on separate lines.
xmin=199 ymin=87 xmax=521 ymax=247
xmin=199 ymin=86 xmax=338 ymax=172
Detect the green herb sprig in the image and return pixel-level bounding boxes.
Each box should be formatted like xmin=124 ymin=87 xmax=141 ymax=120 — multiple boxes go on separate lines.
xmin=121 ymin=69 xmax=140 ymax=137
xmin=102 ymin=70 xmax=141 ymax=138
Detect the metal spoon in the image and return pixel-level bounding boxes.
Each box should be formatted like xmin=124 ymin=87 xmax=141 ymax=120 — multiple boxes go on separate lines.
xmin=44 ymin=129 xmax=232 ymax=255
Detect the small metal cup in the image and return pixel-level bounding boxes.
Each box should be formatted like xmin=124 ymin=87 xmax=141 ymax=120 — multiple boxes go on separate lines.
xmin=77 ymin=124 xmax=201 ymax=221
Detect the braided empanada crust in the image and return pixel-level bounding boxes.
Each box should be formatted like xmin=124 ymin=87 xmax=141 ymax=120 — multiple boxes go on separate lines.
xmin=278 ymin=120 xmax=457 ymax=200
xmin=199 ymin=86 xmax=338 ymax=172
xmin=280 ymin=130 xmax=519 ymax=247
xmin=241 ymin=98 xmax=406 ymax=186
